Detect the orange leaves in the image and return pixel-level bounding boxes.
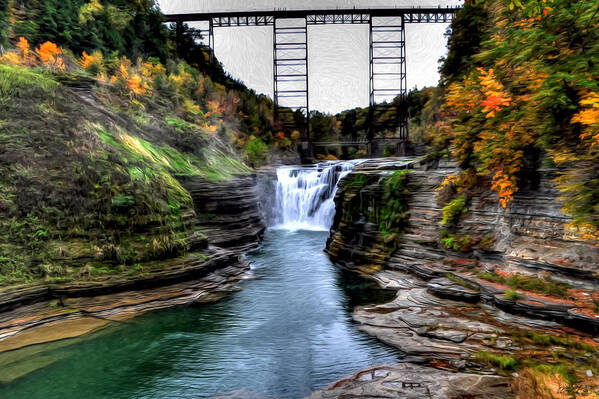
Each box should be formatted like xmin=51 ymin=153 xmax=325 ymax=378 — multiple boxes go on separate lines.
xmin=105 ymin=57 xmax=154 ymax=96
xmin=491 ymin=170 xmax=517 ymax=209
xmin=445 ymin=75 xmax=481 ymax=113
xmin=16 ymin=37 xmax=31 ymax=61
xmin=206 ymin=100 xmax=222 ymax=115
xmin=477 ymin=68 xmax=511 ymax=117
xmin=126 ymin=75 xmax=147 ymax=95
xmin=274 ymin=131 xmax=287 ymax=142
xmin=79 ymin=50 xmax=104 ymax=75
xmin=481 ymin=95 xmax=509 ymax=115
xmin=513 ymin=18 xmax=537 ymax=30
xmin=36 ymin=41 xmax=65 ymax=70
xmin=0 ymin=37 xmax=64 ymax=70
xmin=79 ymin=51 xmax=96 ymax=69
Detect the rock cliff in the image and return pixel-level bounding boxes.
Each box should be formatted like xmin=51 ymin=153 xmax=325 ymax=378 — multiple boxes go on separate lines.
xmin=325 ymin=158 xmax=599 ymax=395
xmin=180 ymin=175 xmax=266 ymax=252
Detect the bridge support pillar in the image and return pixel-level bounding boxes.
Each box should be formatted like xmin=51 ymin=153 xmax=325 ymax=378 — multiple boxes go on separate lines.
xmin=273 ymin=17 xmax=312 ymax=162
xmin=368 ymin=14 xmax=408 ymax=149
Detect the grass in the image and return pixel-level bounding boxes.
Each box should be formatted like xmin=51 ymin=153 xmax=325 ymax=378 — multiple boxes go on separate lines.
xmin=476 ymin=270 xmax=573 ymax=299
xmin=504 ymin=289 xmax=523 ymax=300
xmin=0 ymin=59 xmax=257 ymax=286
xmin=97 ymin=124 xmax=249 ymax=182
xmin=444 ymin=272 xmax=479 ymax=291
xmin=476 ymin=351 xmax=518 ymax=371
xmin=0 ymin=64 xmax=58 ymax=101
xmin=518 ymin=330 xmax=596 ymax=353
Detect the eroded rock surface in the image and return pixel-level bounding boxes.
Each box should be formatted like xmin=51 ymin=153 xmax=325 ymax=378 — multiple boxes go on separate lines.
xmin=180 ymin=174 xmax=266 ymax=252
xmin=324 ymin=158 xmax=599 ymax=397
xmin=306 ymin=363 xmax=513 ymax=399
xmin=327 ymin=159 xmax=599 ymax=332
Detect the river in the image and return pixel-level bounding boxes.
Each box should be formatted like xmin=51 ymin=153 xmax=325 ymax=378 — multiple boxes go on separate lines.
xmin=0 ymin=162 xmax=399 ymax=399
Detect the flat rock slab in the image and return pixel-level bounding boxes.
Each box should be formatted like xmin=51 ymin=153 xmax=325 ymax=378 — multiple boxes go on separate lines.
xmin=306 ymin=363 xmax=513 ymax=399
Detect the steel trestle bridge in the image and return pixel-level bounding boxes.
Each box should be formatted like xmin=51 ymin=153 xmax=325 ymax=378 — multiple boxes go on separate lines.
xmin=165 ymin=6 xmax=460 ymax=156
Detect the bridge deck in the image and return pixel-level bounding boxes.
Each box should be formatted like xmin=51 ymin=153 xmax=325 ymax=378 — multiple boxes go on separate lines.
xmin=165 ymin=7 xmax=459 ymax=23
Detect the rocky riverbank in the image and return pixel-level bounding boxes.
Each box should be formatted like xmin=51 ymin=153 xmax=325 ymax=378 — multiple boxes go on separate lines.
xmin=323 ymin=158 xmax=599 ymax=398
xmin=0 ymin=174 xmax=265 ymax=354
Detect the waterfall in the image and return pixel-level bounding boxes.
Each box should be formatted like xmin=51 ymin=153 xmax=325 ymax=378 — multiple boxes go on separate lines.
xmin=272 ymin=160 xmax=361 ymax=231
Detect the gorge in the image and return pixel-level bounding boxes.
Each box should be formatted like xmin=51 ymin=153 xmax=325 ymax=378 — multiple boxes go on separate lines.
xmin=3 ymin=158 xmax=597 ymax=398
xmin=0 ymin=161 xmax=400 ymax=398
xmin=1 ymin=0 xmax=598 ymax=397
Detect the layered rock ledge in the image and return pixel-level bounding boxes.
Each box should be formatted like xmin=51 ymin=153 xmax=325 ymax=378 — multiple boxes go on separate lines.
xmin=0 ymin=174 xmax=265 ymax=352
xmin=323 ymin=157 xmax=599 ymax=397
xmin=180 ymin=174 xmax=266 ymax=252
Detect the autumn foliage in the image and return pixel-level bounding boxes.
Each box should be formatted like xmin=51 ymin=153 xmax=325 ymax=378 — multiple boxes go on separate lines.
xmin=1 ymin=37 xmax=65 ymax=70
xmin=432 ymin=0 xmax=599 ymax=239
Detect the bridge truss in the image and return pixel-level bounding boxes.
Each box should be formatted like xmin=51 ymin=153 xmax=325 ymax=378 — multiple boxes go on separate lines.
xmin=165 ymin=7 xmax=458 ymax=155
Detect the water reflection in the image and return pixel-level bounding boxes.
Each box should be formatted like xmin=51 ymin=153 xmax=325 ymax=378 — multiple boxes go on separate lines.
xmin=0 ymin=230 xmax=398 ymax=399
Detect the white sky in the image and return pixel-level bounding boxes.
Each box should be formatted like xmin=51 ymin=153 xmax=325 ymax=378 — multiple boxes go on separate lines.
xmin=159 ymin=1 xmax=462 ymax=114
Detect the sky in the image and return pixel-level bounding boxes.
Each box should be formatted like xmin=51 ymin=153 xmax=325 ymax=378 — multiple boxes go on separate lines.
xmin=159 ymin=1 xmax=463 ymax=114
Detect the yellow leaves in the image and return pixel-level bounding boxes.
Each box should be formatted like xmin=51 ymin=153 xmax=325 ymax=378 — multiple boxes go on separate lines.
xmin=182 ymin=98 xmax=201 ymax=115
xmin=1 ymin=37 xmax=35 ymax=66
xmin=36 ymin=41 xmax=65 ymax=70
xmin=79 ymin=50 xmax=104 ymax=75
xmin=576 ymin=108 xmax=599 ymax=128
xmin=16 ymin=37 xmax=30 ymax=60
xmin=290 ymin=130 xmax=301 ymax=141
xmin=436 ymin=174 xmax=458 ymax=192
xmin=572 ymin=92 xmax=599 ymax=147
xmin=79 ymin=0 xmax=104 ymax=24
xmin=579 ymin=95 xmax=599 ymax=108
xmin=119 ymin=62 xmax=129 ymax=80
xmin=0 ymin=51 xmax=22 ymax=66
xmin=491 ymin=170 xmax=517 ymax=209
xmin=565 ymin=222 xmax=599 ymax=244
xmin=126 ymin=75 xmax=147 ymax=95
xmin=139 ymin=61 xmax=165 ymax=80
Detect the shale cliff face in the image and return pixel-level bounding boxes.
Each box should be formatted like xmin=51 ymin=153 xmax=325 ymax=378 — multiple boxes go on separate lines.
xmin=180 ymin=175 xmax=266 ymax=252
xmin=325 ymin=158 xmax=599 ymax=393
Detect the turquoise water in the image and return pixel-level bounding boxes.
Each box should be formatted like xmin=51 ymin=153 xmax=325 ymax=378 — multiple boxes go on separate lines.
xmin=1 ymin=230 xmax=398 ymax=399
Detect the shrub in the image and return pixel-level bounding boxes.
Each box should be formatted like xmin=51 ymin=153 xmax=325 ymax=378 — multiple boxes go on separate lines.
xmin=383 ymin=145 xmax=394 ymax=157
xmin=378 ymin=170 xmax=410 ymax=236
xmin=478 ymin=233 xmax=496 ymax=251
xmin=441 ymin=233 xmax=474 ymax=252
xmin=244 ymin=137 xmax=268 ymax=166
xmin=347 ymin=174 xmax=367 ymax=190
xmin=441 ymin=195 xmax=467 ymax=226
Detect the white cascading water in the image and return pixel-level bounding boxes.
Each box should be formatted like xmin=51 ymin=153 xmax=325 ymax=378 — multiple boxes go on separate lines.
xmin=272 ymin=160 xmax=361 ymax=231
